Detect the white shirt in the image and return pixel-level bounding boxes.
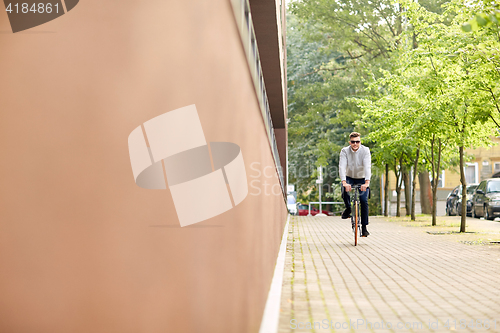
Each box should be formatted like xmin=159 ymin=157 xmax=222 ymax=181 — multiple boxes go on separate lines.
xmin=339 ymin=144 xmax=371 ymax=181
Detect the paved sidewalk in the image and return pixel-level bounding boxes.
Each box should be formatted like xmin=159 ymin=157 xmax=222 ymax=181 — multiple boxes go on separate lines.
xmin=278 ymin=216 xmax=500 ymax=333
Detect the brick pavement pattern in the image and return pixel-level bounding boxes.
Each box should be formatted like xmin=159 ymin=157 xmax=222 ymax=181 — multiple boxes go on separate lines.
xmin=278 ymin=216 xmax=500 ymax=333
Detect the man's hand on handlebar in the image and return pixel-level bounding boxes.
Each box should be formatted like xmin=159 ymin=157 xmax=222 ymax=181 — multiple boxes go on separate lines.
xmin=343 ymin=182 xmax=369 ymax=192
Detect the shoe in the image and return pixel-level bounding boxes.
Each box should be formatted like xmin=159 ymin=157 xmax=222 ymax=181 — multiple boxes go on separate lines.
xmin=361 ymin=225 xmax=370 ymax=237
xmin=341 ymin=208 xmax=351 ymax=219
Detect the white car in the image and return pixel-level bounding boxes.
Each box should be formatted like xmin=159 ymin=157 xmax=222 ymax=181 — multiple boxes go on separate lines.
xmin=287 ymin=195 xmax=298 ymax=215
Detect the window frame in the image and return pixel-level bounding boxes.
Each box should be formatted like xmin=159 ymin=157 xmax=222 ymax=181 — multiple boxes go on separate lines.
xmin=465 ymin=162 xmax=479 ymax=185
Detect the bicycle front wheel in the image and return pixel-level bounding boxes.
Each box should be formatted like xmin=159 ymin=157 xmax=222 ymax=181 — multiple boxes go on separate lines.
xmin=354 ymin=201 xmax=358 ymax=246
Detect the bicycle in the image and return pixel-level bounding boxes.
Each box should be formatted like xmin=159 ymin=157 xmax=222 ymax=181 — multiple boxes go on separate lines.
xmin=342 ymin=184 xmax=370 ymax=245
xmin=350 ymin=185 xmax=363 ymax=246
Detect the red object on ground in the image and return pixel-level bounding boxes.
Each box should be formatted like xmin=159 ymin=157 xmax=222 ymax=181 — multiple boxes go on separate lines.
xmin=297 ymin=204 xmax=329 ymax=216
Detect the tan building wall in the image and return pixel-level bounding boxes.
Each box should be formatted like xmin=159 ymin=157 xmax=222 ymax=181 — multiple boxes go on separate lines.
xmin=0 ymin=1 xmax=287 ymax=332
xmin=465 ymin=137 xmax=500 ymax=183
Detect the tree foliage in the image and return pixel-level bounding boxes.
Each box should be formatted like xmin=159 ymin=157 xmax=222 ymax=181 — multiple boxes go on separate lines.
xmin=354 ymin=0 xmax=499 ymax=228
xmin=287 ymin=0 xmax=500 ymax=227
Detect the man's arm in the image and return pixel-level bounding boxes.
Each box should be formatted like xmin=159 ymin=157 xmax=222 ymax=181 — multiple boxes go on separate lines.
xmin=360 ymin=148 xmax=371 ymax=191
xmin=339 ymin=149 xmax=351 ymax=191
xmin=339 ymin=149 xmax=347 ymax=181
xmin=364 ymin=148 xmax=371 ymax=182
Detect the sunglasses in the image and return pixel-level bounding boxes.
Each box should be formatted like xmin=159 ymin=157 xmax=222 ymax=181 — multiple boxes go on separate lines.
xmin=350 ymin=140 xmax=360 ymax=144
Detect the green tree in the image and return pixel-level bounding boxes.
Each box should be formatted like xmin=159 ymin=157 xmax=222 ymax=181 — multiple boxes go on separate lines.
xmin=356 ymin=0 xmax=499 ymax=230
xmin=287 ymin=0 xmax=403 ymax=208
xmin=287 ymin=0 xmax=443 ymax=210
xmin=287 ymin=12 xmax=361 ymax=203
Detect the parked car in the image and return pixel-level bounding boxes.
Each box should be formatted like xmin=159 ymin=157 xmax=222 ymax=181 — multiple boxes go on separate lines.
xmin=471 ymin=179 xmax=500 ymax=220
xmin=456 ymin=184 xmax=479 ymax=217
xmin=446 ymin=184 xmax=479 ymax=216
xmin=287 ymin=195 xmax=298 ymax=215
xmin=446 ymin=185 xmax=461 ymax=216
xmin=297 ymin=203 xmax=330 ymax=216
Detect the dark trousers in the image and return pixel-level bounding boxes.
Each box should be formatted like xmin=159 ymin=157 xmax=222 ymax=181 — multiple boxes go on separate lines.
xmin=342 ymin=176 xmax=369 ymax=225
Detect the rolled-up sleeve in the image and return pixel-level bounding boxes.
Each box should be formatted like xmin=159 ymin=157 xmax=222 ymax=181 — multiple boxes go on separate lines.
xmin=364 ymin=148 xmax=371 ymax=181
xmin=339 ymin=149 xmax=347 ymax=181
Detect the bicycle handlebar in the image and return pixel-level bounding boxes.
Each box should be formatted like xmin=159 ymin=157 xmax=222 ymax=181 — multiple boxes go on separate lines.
xmin=344 ymin=184 xmax=369 ymax=193
xmin=346 ymin=184 xmax=368 ymax=188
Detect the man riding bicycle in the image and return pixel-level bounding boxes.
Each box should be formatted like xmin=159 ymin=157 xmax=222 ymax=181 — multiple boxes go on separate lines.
xmin=339 ymin=132 xmax=371 ymax=237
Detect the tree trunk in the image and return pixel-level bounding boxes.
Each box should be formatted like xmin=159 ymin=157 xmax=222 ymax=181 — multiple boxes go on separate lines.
xmin=411 ymin=147 xmax=420 ymax=221
xmin=431 ymin=181 xmax=438 ymax=226
xmin=384 ymin=164 xmax=389 ymax=217
xmin=403 ymin=169 xmax=411 ymax=216
xmin=459 ymin=146 xmax=467 ymax=232
xmin=396 ymin=186 xmax=401 ymax=217
xmin=431 ymin=139 xmax=442 ymax=226
xmin=395 ymin=157 xmax=404 ymax=217
xmin=430 ymin=135 xmax=436 ymax=226
xmin=459 ymin=103 xmax=469 ymax=232
xmin=419 ymin=172 xmax=433 ymax=214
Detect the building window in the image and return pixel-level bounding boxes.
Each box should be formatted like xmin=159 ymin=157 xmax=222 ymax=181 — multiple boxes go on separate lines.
xmin=438 ymin=170 xmax=445 ymax=188
xmin=465 ymin=162 xmax=479 ymax=184
xmin=430 ymin=170 xmax=445 ymax=188
xmin=494 ymin=162 xmax=500 ymax=173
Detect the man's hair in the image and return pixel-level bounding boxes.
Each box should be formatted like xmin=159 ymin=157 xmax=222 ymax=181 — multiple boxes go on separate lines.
xmin=349 ymin=132 xmax=361 ymax=139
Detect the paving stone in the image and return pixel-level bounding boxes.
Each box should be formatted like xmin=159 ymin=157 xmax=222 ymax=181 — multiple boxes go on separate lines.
xmin=278 ymin=216 xmax=500 ymax=333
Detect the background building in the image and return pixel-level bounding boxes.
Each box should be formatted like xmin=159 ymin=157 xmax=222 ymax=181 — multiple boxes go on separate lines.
xmin=385 ymin=137 xmax=500 ymax=216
